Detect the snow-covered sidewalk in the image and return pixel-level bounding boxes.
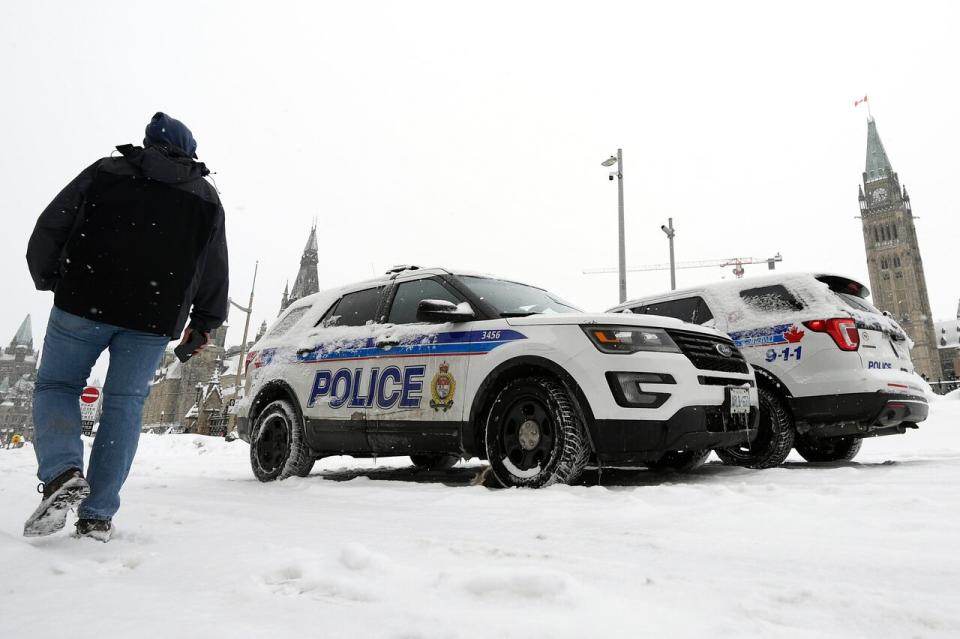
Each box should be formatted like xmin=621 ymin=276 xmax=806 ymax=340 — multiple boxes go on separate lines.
xmin=2 ymin=400 xmax=958 ymax=639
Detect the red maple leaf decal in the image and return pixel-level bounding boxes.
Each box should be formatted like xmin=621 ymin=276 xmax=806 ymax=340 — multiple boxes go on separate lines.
xmin=784 ymin=325 xmax=805 ymax=343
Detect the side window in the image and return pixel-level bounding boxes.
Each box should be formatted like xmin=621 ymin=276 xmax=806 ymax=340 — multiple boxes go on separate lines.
xmin=387 ymin=278 xmax=463 ymax=324
xmin=739 ymin=285 xmax=804 ymax=313
xmin=630 ymin=297 xmax=714 ymax=325
xmin=324 ymin=287 xmax=383 ymax=327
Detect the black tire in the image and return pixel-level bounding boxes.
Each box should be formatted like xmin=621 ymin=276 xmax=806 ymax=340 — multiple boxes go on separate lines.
xmin=249 ymin=399 xmax=314 ymax=482
xmin=410 ymin=454 xmax=459 ymax=470
xmin=716 ymin=387 xmax=794 ymax=469
xmin=646 ymin=449 xmax=712 ymax=472
xmin=484 ymin=376 xmax=591 ymax=488
xmin=295 ymin=458 xmax=317 ymax=477
xmin=794 ymin=435 xmax=863 ymax=462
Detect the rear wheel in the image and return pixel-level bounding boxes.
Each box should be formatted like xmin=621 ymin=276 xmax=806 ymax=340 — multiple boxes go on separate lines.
xmin=716 ymin=387 xmax=794 ymax=469
xmin=646 ymin=449 xmax=712 ymax=472
xmin=795 ymin=435 xmax=863 ymax=462
xmin=410 ymin=454 xmax=459 ymax=470
xmin=249 ymin=400 xmax=314 ymax=482
xmin=484 ymin=376 xmax=590 ymax=488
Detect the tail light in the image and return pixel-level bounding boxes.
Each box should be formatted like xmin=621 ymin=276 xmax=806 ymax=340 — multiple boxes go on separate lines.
xmin=803 ymin=318 xmax=860 ymax=351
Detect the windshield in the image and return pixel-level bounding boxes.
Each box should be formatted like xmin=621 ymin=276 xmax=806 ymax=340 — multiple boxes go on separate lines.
xmin=458 ymin=275 xmax=581 ymax=316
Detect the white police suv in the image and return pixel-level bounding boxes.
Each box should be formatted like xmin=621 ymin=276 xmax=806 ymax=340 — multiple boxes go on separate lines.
xmin=608 ymin=273 xmax=929 ymax=468
xmin=236 ymin=267 xmax=758 ymax=487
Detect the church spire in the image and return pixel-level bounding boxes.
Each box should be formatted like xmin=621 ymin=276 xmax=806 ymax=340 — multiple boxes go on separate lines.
xmin=11 ymin=315 xmax=32 ymax=349
xmin=289 ymin=224 xmax=320 ymax=304
xmin=865 ymin=117 xmax=894 ymax=182
xmin=304 ymin=220 xmax=318 ymax=254
xmin=279 ymin=280 xmax=290 ymax=315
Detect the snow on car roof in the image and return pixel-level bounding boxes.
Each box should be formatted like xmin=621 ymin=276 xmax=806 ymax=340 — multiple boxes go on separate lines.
xmin=611 ymin=271 xmax=911 ymax=339
xmin=616 ymin=272 xmax=867 ymax=308
xmin=257 ymin=267 xmax=477 ymax=349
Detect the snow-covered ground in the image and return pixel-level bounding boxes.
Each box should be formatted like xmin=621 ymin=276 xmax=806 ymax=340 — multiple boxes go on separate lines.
xmin=2 ymin=399 xmax=958 ymax=639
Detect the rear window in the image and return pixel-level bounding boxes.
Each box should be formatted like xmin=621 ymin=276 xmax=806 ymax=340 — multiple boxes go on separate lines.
xmin=267 ymin=306 xmax=310 ymax=338
xmin=739 ymin=285 xmax=804 ymax=313
xmin=816 ymin=275 xmax=869 ymax=298
xmin=629 ymin=297 xmax=714 ymax=325
xmin=814 ymin=275 xmax=880 ymax=314
xmin=323 ymin=287 xmax=384 ymax=327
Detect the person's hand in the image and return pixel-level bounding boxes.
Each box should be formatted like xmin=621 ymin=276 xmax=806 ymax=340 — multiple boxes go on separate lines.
xmin=179 ymin=328 xmax=210 ymax=355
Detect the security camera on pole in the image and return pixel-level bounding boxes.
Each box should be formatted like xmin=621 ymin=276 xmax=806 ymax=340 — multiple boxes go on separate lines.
xmin=660 ymin=218 xmax=676 ymax=291
xmin=601 ymin=149 xmax=626 ymax=303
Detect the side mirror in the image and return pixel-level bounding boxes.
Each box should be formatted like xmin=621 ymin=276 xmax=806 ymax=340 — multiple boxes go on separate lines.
xmin=416 ymin=299 xmax=475 ymax=323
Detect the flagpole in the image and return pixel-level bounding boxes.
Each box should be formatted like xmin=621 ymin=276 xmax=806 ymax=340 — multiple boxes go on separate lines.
xmin=866 ymin=95 xmax=872 ymax=120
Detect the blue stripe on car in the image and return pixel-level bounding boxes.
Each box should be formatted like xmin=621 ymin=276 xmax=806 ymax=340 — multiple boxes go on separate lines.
xmin=296 ymin=329 xmax=527 ymax=363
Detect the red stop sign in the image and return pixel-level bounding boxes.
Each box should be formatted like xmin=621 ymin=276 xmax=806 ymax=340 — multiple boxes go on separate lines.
xmin=81 ymin=387 xmax=101 ymax=404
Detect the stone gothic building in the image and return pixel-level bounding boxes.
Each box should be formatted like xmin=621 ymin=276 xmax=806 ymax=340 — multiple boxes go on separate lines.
xmin=184 ymin=366 xmax=227 ymax=436
xmin=935 ymin=300 xmax=960 ymax=386
xmin=279 ymin=224 xmax=320 ymax=314
xmin=0 ymin=315 xmax=38 ymax=444
xmin=857 ymin=117 xmax=942 ymax=380
xmin=141 ymin=310 xmax=232 ymax=430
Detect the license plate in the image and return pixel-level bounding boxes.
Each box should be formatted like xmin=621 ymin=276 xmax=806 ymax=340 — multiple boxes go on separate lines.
xmin=728 ymin=387 xmax=751 ymax=415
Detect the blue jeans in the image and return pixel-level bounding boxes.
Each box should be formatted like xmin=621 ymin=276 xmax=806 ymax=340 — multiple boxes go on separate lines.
xmin=33 ymin=306 xmax=169 ymax=520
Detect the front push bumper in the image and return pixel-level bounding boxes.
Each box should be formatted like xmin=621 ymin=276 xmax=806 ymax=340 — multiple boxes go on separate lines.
xmin=589 ymin=405 xmax=759 ymax=465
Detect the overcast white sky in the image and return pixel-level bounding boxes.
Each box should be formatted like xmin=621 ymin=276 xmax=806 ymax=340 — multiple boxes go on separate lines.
xmin=2 ymin=1 xmax=958 ymax=381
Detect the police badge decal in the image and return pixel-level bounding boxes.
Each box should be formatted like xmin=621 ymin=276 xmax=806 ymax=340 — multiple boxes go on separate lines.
xmin=429 ymin=362 xmax=456 ymax=411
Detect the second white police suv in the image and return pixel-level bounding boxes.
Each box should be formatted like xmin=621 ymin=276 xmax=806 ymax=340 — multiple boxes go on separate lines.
xmin=609 ymin=273 xmax=930 ymax=468
xmin=236 ymin=266 xmax=759 ymax=487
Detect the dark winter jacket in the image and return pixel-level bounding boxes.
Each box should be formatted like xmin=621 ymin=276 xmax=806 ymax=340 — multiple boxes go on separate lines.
xmin=26 ymin=144 xmax=229 ymax=339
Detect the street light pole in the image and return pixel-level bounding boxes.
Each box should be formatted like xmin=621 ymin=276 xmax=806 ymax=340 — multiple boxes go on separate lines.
xmin=661 ymin=217 xmax=676 ymax=290
xmin=616 ymin=148 xmax=626 ymax=303
xmin=602 ymin=149 xmax=627 ymax=303
xmin=229 ymin=261 xmax=258 ymax=403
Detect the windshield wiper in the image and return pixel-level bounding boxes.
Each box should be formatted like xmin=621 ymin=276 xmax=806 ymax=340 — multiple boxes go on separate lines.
xmin=499 ymin=311 xmax=541 ymax=318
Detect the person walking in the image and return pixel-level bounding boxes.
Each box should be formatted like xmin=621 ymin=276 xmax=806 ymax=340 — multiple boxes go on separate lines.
xmin=23 ymin=112 xmax=228 ymax=541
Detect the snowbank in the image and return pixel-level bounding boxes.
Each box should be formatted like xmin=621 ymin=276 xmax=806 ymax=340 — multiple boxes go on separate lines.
xmin=1 ymin=402 xmax=958 ymax=638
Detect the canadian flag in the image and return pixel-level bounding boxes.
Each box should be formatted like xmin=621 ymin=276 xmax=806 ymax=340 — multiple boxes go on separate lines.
xmin=854 ymin=95 xmax=868 ymax=107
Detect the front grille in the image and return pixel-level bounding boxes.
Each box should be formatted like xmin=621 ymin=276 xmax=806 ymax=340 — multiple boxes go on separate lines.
xmin=667 ymin=329 xmax=749 ymax=374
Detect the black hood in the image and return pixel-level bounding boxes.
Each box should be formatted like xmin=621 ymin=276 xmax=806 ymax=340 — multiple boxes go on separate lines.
xmin=116 ymin=144 xmax=209 ymax=184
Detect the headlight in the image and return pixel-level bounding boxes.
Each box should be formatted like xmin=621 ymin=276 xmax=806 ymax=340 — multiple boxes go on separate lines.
xmin=581 ymin=325 xmax=681 ymax=354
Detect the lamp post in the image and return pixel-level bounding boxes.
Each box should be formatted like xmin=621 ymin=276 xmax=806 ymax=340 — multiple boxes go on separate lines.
xmin=601 ymin=149 xmax=626 ymax=303
xmin=228 ymin=261 xmax=258 ymax=404
xmin=660 ymin=218 xmax=676 ymax=290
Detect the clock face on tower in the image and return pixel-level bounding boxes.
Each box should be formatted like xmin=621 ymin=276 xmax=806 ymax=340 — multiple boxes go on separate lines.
xmin=871 ymin=187 xmax=888 ymax=203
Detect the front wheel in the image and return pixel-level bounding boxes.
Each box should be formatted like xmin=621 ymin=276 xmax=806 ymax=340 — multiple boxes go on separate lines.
xmin=795 ymin=435 xmax=862 ymax=462
xmin=716 ymin=387 xmax=794 ymax=469
xmin=484 ymin=376 xmax=590 ymax=488
xmin=249 ymin=399 xmax=314 ymax=482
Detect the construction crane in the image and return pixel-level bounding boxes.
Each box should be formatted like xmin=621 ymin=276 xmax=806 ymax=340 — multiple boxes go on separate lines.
xmin=584 ymin=253 xmax=783 ymax=280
